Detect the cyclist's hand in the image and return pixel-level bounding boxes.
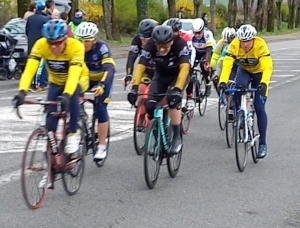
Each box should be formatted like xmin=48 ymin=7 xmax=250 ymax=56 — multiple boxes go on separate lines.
xmin=204 ymin=62 xmax=211 ymax=71
xmin=167 ymin=87 xmax=182 ymax=108
xmin=12 ymin=90 xmax=26 ymax=107
xmin=123 ymin=75 xmax=132 ymax=87
xmin=127 ymin=85 xmax=138 ymax=105
xmin=57 ymin=93 xmax=70 ymax=112
xmin=218 ymin=82 xmax=227 ymax=91
xmin=92 ymin=82 xmax=105 ymax=96
xmin=258 ymin=83 xmax=267 ymax=97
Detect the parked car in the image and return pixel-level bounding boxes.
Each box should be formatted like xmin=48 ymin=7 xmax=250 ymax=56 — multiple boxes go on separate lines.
xmin=163 ymin=19 xmax=195 ymax=37
xmin=0 ymin=0 xmax=72 ymax=69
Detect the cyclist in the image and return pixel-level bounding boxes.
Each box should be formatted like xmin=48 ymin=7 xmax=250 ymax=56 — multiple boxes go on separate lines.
xmin=12 ymin=19 xmax=89 ymax=188
xmin=75 ymin=22 xmax=116 ymax=160
xmin=189 ymin=18 xmax=215 ymax=108
xmin=218 ymin=24 xmax=273 ymax=159
xmin=127 ymin=25 xmax=191 ymax=154
xmin=166 ymin=18 xmax=196 ymax=110
xmin=124 ymin=18 xmax=158 ymax=86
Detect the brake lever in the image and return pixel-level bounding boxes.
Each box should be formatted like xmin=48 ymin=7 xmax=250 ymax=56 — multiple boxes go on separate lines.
xmin=12 ymin=101 xmax=22 ymax=119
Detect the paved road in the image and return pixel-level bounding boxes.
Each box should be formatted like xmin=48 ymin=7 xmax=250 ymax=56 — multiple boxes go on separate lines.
xmin=0 ymin=39 xmax=299 ymax=227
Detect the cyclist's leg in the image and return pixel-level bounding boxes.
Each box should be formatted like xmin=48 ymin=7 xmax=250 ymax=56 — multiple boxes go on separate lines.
xmin=199 ymin=60 xmax=212 ymax=96
xmin=251 ymin=73 xmax=268 ymax=158
xmin=233 ymin=66 xmax=251 ymax=108
xmin=65 ymin=85 xmax=81 ymax=154
xmin=167 ymin=78 xmax=189 ymax=154
xmin=93 ymin=75 xmax=113 ymax=159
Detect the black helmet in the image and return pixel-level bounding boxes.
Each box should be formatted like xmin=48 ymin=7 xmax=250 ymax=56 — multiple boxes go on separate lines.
xmin=151 ymin=25 xmax=174 ymax=44
xmin=166 ymin=18 xmax=182 ymax=32
xmin=138 ymin=19 xmax=158 ymax=37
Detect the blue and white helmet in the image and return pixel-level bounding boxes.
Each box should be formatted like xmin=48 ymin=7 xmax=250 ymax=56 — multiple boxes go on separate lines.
xmin=236 ymin=24 xmax=257 ymax=41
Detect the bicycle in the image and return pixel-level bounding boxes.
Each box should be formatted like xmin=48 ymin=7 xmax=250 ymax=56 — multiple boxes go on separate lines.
xmin=143 ymin=93 xmax=183 ymax=189
xmin=225 ymin=87 xmax=260 ymax=172
xmin=14 ymin=98 xmax=85 ymax=210
xmin=79 ymin=91 xmax=110 ymax=167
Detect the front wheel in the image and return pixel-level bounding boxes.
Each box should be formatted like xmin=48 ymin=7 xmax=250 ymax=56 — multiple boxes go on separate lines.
xmin=197 ymin=79 xmax=207 ymax=116
xmin=144 ymin=119 xmax=162 ymax=189
xmin=218 ymin=91 xmax=226 ymax=131
xmin=133 ymin=99 xmax=147 ymax=155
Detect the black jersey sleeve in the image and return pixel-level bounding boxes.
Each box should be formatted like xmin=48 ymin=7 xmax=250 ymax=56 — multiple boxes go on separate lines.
xmin=126 ymin=35 xmax=142 ymax=75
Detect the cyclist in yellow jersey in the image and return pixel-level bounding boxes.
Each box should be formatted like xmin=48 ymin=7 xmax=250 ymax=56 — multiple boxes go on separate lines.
xmin=13 ymin=19 xmax=89 ymax=157
xmin=218 ymin=24 xmax=273 ymax=159
xmin=75 ymin=22 xmax=116 ymax=161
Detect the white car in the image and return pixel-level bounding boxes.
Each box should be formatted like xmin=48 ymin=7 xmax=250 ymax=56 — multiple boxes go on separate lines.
xmin=163 ymin=19 xmax=194 ymax=37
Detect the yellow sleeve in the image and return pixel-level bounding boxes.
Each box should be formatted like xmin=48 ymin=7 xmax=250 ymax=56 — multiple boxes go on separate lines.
xmin=211 ymin=40 xmax=224 ymax=69
xmin=79 ymin=63 xmax=90 ymax=93
xmin=63 ymin=42 xmax=85 ymax=95
xmin=219 ymin=39 xmax=238 ymax=84
xmin=258 ymin=40 xmax=273 ymax=86
xmin=175 ymin=63 xmax=190 ymax=90
xmin=18 ymin=38 xmax=44 ymax=91
xmin=132 ymin=64 xmax=146 ymax=86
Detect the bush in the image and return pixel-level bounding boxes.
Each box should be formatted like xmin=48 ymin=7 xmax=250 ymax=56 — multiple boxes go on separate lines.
xmin=0 ymin=0 xmax=17 ymax=26
xmin=80 ymin=0 xmax=168 ymax=35
xmin=280 ymin=3 xmax=289 ymax=22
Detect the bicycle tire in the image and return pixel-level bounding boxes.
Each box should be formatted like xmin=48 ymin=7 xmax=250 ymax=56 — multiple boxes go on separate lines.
xmin=251 ymin=110 xmax=259 ymax=164
xmin=198 ymin=77 xmax=207 ymax=116
xmin=21 ymin=127 xmax=51 ymax=210
xmin=133 ymin=99 xmax=146 ymax=155
xmin=225 ymin=95 xmax=234 ymax=148
xmin=144 ymin=119 xmax=162 ymax=189
xmin=167 ymin=124 xmax=183 ymax=178
xmin=181 ymin=109 xmax=191 ymax=135
xmin=61 ymin=124 xmax=86 ymax=196
xmin=234 ymin=110 xmax=248 ymax=172
xmin=218 ymin=92 xmax=226 ymax=131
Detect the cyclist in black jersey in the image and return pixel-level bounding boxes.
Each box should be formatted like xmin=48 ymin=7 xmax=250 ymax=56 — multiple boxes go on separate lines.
xmin=128 ymin=25 xmax=191 ymax=154
xmin=123 ymin=19 xmax=158 ymax=86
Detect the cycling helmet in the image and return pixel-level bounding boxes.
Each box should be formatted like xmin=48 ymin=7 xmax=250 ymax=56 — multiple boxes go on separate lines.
xmin=138 ymin=19 xmax=158 ymax=37
xmin=221 ymin=27 xmax=236 ymax=43
xmin=166 ymin=18 xmax=182 ymax=32
xmin=236 ymin=24 xmax=257 ymax=41
xmin=75 ymin=22 xmax=99 ymax=39
xmin=43 ymin=19 xmax=68 ymax=41
xmin=36 ymin=1 xmax=45 ymax=10
xmin=151 ymin=25 xmax=174 ymax=44
xmin=192 ymin=18 xmax=205 ymax=32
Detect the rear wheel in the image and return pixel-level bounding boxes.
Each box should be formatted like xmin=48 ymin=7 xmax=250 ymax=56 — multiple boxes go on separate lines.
xmin=21 ymin=127 xmax=50 ymax=210
xmin=167 ymin=124 xmax=182 ymax=178
xmin=144 ymin=119 xmax=162 ymax=189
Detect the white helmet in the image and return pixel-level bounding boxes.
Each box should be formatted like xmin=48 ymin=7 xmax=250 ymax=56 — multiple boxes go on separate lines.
xmin=75 ymin=22 xmax=99 ymax=39
xmin=192 ymin=18 xmax=205 ymax=32
xmin=236 ymin=24 xmax=257 ymax=41
xmin=221 ymin=27 xmax=236 ymax=43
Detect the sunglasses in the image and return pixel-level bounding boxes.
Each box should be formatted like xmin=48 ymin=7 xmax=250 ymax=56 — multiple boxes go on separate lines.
xmin=79 ymin=38 xmax=95 ymax=43
xmin=47 ymin=39 xmax=65 ymax=46
xmin=139 ymin=33 xmax=151 ymax=39
xmin=194 ymin=31 xmax=203 ymax=35
xmin=156 ymin=43 xmax=172 ymax=49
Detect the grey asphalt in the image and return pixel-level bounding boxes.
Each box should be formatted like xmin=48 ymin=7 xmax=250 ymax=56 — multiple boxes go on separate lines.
xmin=0 ymin=39 xmax=299 ymax=228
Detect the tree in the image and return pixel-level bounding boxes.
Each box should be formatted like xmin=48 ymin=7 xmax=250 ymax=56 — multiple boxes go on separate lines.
xmin=167 ymin=0 xmax=176 ymax=18
xmin=193 ymin=0 xmax=203 ymax=18
xmin=275 ymin=0 xmax=283 ymax=30
xmin=137 ymin=0 xmax=149 ymax=24
xmin=210 ymin=0 xmax=216 ymax=34
xmin=242 ymin=0 xmax=251 ymax=23
xmin=294 ymin=0 xmax=300 ymax=27
xmin=228 ymin=0 xmax=237 ymax=27
xmin=287 ymin=0 xmax=296 ymax=29
xmin=102 ymin=0 xmax=120 ymax=40
xmin=17 ymin=0 xmax=30 ymax=17
xmin=255 ymin=0 xmax=265 ymax=31
xmin=267 ymin=0 xmax=275 ymax=32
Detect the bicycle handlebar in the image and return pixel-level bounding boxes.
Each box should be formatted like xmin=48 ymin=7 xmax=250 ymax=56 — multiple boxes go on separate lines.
xmin=225 ymin=88 xmax=258 ymax=93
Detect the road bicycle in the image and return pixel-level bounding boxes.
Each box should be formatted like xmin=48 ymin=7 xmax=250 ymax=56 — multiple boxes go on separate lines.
xmin=225 ymin=88 xmax=260 ymax=172
xmin=14 ymin=98 xmax=85 ymax=210
xmin=143 ymin=93 xmax=183 ymax=189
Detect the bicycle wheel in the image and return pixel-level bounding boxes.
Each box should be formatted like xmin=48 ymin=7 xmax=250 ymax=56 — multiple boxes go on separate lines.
xmin=133 ymin=99 xmax=146 ymax=155
xmin=61 ymin=124 xmax=86 ymax=196
xmin=92 ymin=115 xmax=110 ymax=167
xmin=234 ymin=110 xmax=248 ymax=172
xmin=198 ymin=77 xmax=207 ymax=116
xmin=251 ymin=110 xmax=259 ymax=164
xmin=181 ymin=108 xmax=191 ymax=135
xmin=218 ymin=91 xmax=226 ymax=131
xmin=167 ymin=124 xmax=183 ymax=178
xmin=225 ymin=95 xmax=234 ymax=148
xmin=144 ymin=119 xmax=162 ymax=189
xmin=21 ymin=127 xmax=51 ymax=210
